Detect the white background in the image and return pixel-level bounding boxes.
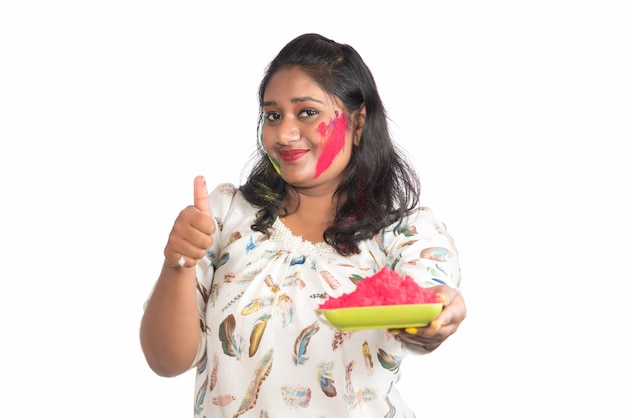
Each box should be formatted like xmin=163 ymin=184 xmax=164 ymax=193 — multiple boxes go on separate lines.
xmin=1 ymin=1 xmax=625 ymax=417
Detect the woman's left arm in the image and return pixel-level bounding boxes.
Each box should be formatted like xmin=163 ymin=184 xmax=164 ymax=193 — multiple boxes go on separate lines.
xmin=385 ymin=208 xmax=466 ymax=352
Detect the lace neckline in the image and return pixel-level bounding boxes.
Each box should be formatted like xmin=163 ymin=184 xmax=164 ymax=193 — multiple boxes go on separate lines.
xmin=270 ymin=218 xmax=335 ymax=255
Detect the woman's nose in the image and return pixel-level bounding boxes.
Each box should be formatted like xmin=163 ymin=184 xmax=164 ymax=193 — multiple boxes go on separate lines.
xmin=277 ymin=122 xmax=301 ymax=144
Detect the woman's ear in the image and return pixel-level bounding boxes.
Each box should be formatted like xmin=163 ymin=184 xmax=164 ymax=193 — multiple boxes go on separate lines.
xmin=353 ymin=104 xmax=367 ymax=146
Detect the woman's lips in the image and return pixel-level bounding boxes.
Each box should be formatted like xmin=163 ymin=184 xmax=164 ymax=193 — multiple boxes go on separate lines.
xmin=278 ymin=149 xmax=308 ymax=162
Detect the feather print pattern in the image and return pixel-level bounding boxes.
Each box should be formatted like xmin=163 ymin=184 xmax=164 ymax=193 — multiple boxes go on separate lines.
xmin=332 ymin=330 xmax=352 ymax=350
xmin=194 ymin=375 xmax=208 ymax=416
xmin=209 ymin=354 xmax=218 ymax=391
xmin=427 ymin=265 xmax=449 ymax=284
xmin=342 ymin=360 xmax=377 ymax=408
xmin=249 ymin=314 xmax=271 ymax=357
xmin=280 ymin=385 xmax=312 ymax=408
xmin=395 ymin=225 xmax=417 ymax=237
xmin=434 ymin=222 xmax=456 ymax=247
xmin=241 ymin=296 xmax=275 ymax=315
xmin=216 ymin=252 xmax=229 ymax=269
xmin=244 ymin=235 xmax=256 ymax=253
xmin=420 ymin=246 xmax=453 ymax=262
xmin=377 ymin=349 xmax=400 ymax=373
xmin=356 ymin=387 xmax=378 ymax=405
xmin=317 ymin=361 xmax=337 ymax=398
xmin=348 ymin=274 xmax=365 ymax=285
xmin=283 ymin=272 xmax=305 ymax=289
xmin=215 ymin=216 xmax=223 ymax=231
xmin=397 ymin=239 xmax=418 ymax=249
xmin=289 ymin=254 xmax=306 ymax=265
xmin=390 ymin=254 xmax=403 ymax=270
xmin=264 ymin=275 xmax=280 ymax=293
xmin=185 ymin=188 xmax=461 ymax=417
xmin=196 ymin=281 xmax=209 ymax=304
xmin=183 ymin=191 xmax=460 ymax=418
xmin=233 ymin=349 xmax=274 ymax=418
xmin=362 ymin=341 xmax=374 ymax=375
xmin=228 ymin=231 xmax=242 ymax=244
xmin=343 ymin=360 xmax=357 ymax=408
xmin=208 ymin=282 xmax=219 ymax=307
xmin=319 ymin=270 xmax=341 ymax=290
xmin=218 ymin=183 xmax=237 ymax=195
xmin=196 ymin=351 xmax=207 ymax=375
xmin=384 ymin=382 xmax=396 ymax=418
xmin=367 ymin=249 xmax=382 ymax=269
xmin=212 ymin=394 xmax=236 ymax=406
xmin=221 ymin=290 xmax=246 ymax=313
xmin=225 ymin=266 xmax=263 ymax=284
xmin=277 ymin=293 xmax=293 ymax=327
xmin=292 ymin=321 xmax=320 ymax=365
xmin=384 ymin=396 xmax=396 ymax=418
xmin=218 ymin=314 xmax=243 ymax=358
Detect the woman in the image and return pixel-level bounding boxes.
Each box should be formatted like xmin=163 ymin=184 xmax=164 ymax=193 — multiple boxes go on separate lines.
xmin=140 ymin=33 xmax=466 ymax=418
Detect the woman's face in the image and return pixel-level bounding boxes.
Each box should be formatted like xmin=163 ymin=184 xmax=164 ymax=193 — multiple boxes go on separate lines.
xmin=260 ymin=66 xmax=362 ymax=191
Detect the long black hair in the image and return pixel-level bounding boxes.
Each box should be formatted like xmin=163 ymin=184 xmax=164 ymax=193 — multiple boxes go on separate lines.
xmin=240 ymin=33 xmax=420 ymax=255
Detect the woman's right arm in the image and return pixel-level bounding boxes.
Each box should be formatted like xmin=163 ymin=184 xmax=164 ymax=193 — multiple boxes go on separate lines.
xmin=139 ymin=176 xmax=216 ymax=377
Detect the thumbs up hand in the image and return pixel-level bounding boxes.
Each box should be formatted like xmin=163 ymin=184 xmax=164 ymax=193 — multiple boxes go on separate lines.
xmin=193 ymin=175 xmax=211 ymax=214
xmin=164 ymin=176 xmax=216 ymax=268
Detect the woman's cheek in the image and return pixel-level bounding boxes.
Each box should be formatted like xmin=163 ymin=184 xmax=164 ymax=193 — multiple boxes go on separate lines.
xmin=269 ymin=155 xmax=281 ymax=174
xmin=260 ymin=128 xmax=282 ymax=175
xmin=314 ymin=111 xmax=348 ymax=178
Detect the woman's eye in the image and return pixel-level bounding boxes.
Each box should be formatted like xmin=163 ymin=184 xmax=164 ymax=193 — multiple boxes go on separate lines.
xmin=265 ymin=112 xmax=280 ymax=122
xmin=298 ymin=108 xmax=318 ymax=118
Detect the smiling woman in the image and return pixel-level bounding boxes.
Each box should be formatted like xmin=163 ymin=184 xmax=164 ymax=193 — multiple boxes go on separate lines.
xmin=259 ymin=67 xmax=360 ymax=189
xmin=139 ymin=33 xmax=465 ymax=418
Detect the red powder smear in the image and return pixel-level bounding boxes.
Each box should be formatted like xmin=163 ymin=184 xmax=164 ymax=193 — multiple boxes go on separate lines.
xmin=318 ymin=267 xmax=440 ymax=309
xmin=314 ymin=111 xmax=348 ymax=178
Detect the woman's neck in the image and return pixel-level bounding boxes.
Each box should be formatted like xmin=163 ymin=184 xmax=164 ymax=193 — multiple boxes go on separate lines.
xmin=281 ymin=187 xmax=341 ymax=244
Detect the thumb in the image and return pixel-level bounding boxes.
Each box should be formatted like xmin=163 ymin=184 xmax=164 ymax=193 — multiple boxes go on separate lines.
xmin=193 ymin=175 xmax=210 ymax=213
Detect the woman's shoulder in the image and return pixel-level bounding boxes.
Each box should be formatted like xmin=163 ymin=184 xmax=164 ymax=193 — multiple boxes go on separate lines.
xmin=208 ymin=182 xmax=246 ymax=205
xmin=208 ymin=182 xmax=256 ymax=223
xmin=207 ymin=182 xmax=237 ymax=209
xmin=392 ymin=206 xmax=437 ymax=228
xmin=409 ymin=206 xmax=435 ymax=220
xmin=382 ymin=206 xmax=453 ymax=241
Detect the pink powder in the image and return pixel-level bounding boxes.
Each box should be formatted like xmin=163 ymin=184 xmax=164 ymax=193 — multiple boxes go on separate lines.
xmin=314 ymin=111 xmax=348 ymax=178
xmin=318 ymin=267 xmax=440 ymax=309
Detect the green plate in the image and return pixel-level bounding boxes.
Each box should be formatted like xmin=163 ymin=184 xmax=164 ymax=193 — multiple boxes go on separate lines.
xmin=316 ymin=303 xmax=443 ymax=330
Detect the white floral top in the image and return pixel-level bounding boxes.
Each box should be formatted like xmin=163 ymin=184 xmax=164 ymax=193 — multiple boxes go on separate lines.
xmin=188 ymin=183 xmax=461 ymax=418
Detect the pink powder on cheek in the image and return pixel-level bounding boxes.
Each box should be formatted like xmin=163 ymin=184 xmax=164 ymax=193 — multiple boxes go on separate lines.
xmin=314 ymin=111 xmax=348 ymax=178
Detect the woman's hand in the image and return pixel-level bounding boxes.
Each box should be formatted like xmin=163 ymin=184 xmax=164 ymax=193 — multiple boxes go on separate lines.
xmin=163 ymin=176 xmax=216 ymax=268
xmin=391 ymin=285 xmax=467 ymax=352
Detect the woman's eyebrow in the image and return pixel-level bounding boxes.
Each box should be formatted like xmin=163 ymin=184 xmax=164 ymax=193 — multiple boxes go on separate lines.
xmin=262 ymin=96 xmax=324 ymax=107
xmin=291 ymin=96 xmax=324 ymax=104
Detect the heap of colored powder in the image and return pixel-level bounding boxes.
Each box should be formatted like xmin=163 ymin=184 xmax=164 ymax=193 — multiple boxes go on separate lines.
xmin=318 ymin=266 xmax=440 ymax=309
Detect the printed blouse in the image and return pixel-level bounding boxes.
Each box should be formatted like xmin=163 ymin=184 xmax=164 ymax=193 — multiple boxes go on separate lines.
xmin=188 ymin=183 xmax=461 ymax=418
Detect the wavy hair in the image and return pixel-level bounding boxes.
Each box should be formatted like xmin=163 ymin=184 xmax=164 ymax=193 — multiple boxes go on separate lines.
xmin=240 ymin=33 xmax=420 ymax=255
